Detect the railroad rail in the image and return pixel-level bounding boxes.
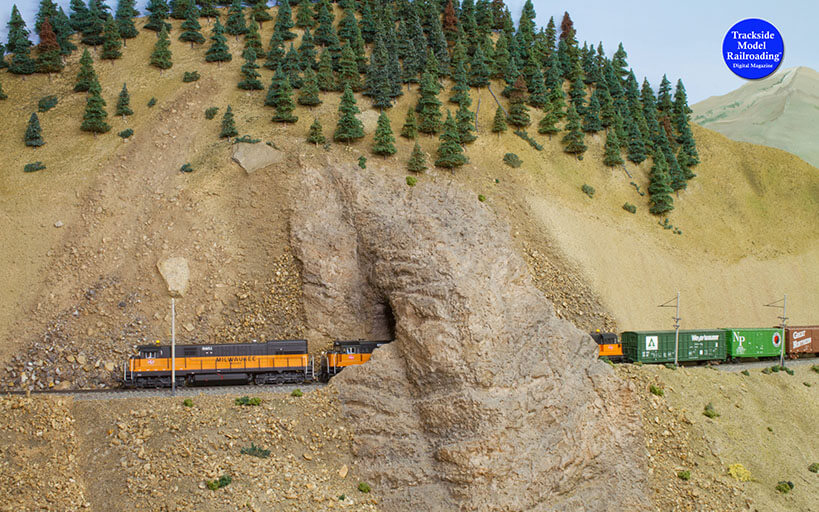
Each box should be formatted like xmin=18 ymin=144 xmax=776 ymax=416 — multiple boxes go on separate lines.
xmin=3 ymin=382 xmax=325 ymax=401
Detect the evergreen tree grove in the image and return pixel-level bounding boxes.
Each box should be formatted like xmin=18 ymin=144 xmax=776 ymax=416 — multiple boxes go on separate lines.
xmin=267 ymin=64 xmax=298 ymax=122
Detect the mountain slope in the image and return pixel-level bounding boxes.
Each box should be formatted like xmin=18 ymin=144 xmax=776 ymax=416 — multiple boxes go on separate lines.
xmin=692 ymin=66 xmax=819 ymax=168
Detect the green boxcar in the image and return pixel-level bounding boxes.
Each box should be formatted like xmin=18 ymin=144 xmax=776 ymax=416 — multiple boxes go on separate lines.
xmin=621 ymin=330 xmax=726 ymax=363
xmin=724 ymin=328 xmax=784 ymax=359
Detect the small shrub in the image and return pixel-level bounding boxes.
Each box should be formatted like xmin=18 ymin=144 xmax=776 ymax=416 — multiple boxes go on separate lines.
xmin=182 ymin=398 xmax=193 ymax=407
xmin=629 ymin=181 xmax=646 ymax=196
xmin=649 ymin=385 xmax=664 ymax=397
xmin=812 ymin=365 xmax=819 ymax=374
xmin=291 ymin=388 xmax=303 ymax=397
xmin=240 ymin=442 xmax=270 ymax=458
xmin=775 ymin=481 xmax=793 ymax=494
xmin=205 ymin=107 xmax=219 ymax=120
xmin=234 ymin=135 xmax=260 ymax=144
xmin=663 ymin=363 xmax=676 ymax=370
xmin=783 ymin=367 xmax=794 ymax=376
xmin=37 ymin=95 xmax=59 ymax=112
xmin=358 ymin=156 xmax=367 ymax=169
xmin=768 ymin=426 xmax=773 ymax=432
xmin=762 ymin=367 xmax=771 ymax=375
xmin=581 ymin=184 xmax=595 ymax=198
xmin=118 ymin=128 xmax=134 ymax=139
xmin=741 ymin=369 xmax=750 ymax=376
xmin=206 ymin=474 xmax=232 ymax=490
xmin=633 ymin=362 xmax=643 ymax=367
xmin=770 ymin=365 xmax=780 ymax=373
xmin=338 ymin=495 xmax=346 ymax=501
xmin=804 ymin=382 xmax=812 ymax=387
xmin=478 ymin=194 xmax=486 ymax=202
xmin=180 ymin=163 xmax=194 ymax=173
xmin=182 ymin=71 xmax=201 ymax=83
xmin=406 ymin=176 xmax=417 ymax=187
xmin=513 ymin=130 xmax=543 ymax=150
xmin=235 ymin=396 xmax=261 ymax=406
xmin=808 ymin=462 xmax=819 ymax=473
xmin=358 ymin=482 xmax=371 ymax=493
xmin=622 ymin=202 xmax=637 ymax=214
xmin=503 ymin=152 xmax=522 ymax=168
xmin=703 ymin=402 xmax=719 ymax=419
xmin=24 ymin=162 xmax=46 ymax=173
xmin=727 ymin=463 xmax=752 ymax=482
xmin=147 ymin=97 xmax=157 ymax=108
xmin=677 ymin=470 xmax=691 ymax=481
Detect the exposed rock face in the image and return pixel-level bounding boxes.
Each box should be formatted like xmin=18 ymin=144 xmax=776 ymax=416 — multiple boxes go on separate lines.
xmin=290 ymin=164 xmax=649 ymax=511
xmin=231 ymin=142 xmax=285 ymax=174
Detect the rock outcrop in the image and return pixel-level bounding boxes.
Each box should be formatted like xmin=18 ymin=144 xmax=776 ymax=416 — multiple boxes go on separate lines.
xmin=231 ymin=142 xmax=285 ymax=174
xmin=290 ymin=163 xmax=649 ymax=511
xmin=156 ymin=257 xmax=189 ymax=297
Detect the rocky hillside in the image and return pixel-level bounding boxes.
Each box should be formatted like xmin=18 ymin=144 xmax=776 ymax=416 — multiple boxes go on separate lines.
xmin=692 ymin=66 xmax=819 ymax=168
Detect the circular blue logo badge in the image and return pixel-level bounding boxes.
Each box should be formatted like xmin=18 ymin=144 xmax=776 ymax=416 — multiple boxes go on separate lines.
xmin=722 ymin=19 xmax=784 ymax=79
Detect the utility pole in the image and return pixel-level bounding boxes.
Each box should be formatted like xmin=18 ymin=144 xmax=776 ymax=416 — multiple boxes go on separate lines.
xmin=765 ymin=295 xmax=788 ymax=367
xmin=659 ymin=292 xmax=681 ymax=366
xmin=171 ymin=297 xmax=176 ymax=396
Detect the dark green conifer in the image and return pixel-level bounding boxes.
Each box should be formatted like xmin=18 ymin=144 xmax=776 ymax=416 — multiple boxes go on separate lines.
xmin=491 ymin=32 xmax=510 ymax=79
xmin=250 ymin=0 xmax=272 ymax=26
xmin=316 ymin=49 xmax=335 ymax=91
xmin=334 ymin=84 xmax=364 ymax=143
xmin=74 ymin=50 xmax=97 ymax=92
xmin=25 ymin=113 xmax=45 ymax=147
xmin=417 ymin=71 xmax=442 ymax=135
xmin=372 ymin=111 xmax=397 ymax=157
xmin=313 ymin=0 xmax=335 ymax=46
xmin=598 ymin=86 xmax=616 ymax=128
xmin=264 ymin=64 xmax=297 ymax=122
xmin=225 ymin=0 xmax=248 ymax=38
xmin=561 ymin=103 xmax=587 ymax=157
xmin=568 ymin=72 xmax=587 ymax=115
xmin=263 ymin=29 xmax=284 ymax=70
xmin=603 ymin=129 xmax=623 ymax=167
xmin=101 ymin=18 xmax=123 ymax=59
xmin=359 ymin=1 xmax=376 ymax=43
xmin=295 ymin=0 xmax=315 ymax=29
xmin=407 ymin=142 xmax=427 ymax=173
xmin=527 ymin=66 xmax=548 ymax=109
xmin=198 ymin=0 xmax=219 ymax=21
xmin=365 ymin=33 xmax=392 ymax=109
xmin=537 ymin=102 xmax=559 ymax=139
xmin=180 ymin=8 xmax=206 ymax=47
xmin=657 ymin=74 xmax=673 ymax=120
xmin=297 ymin=28 xmax=316 ymax=70
xmin=401 ymin=107 xmax=418 ymax=139
xmin=238 ymin=47 xmax=264 ymax=90
xmin=336 ymin=4 xmax=359 ymax=44
xmin=205 ymin=19 xmax=232 ymax=64
xmin=491 ymin=105 xmax=507 ymax=135
xmin=7 ymin=5 xmax=32 ymax=55
xmin=449 ymin=59 xmax=471 ymax=107
xmin=336 ymin=44 xmax=361 ymax=92
xmin=456 ymin=102 xmax=477 ymax=144
xmin=150 ymin=27 xmax=173 ymax=70
xmin=115 ymin=82 xmax=133 ymax=118
xmin=435 ymin=111 xmax=467 ymax=170
xmin=35 ymin=0 xmax=59 ymax=33
xmin=611 ymin=42 xmax=629 ymax=83
xmin=506 ymin=76 xmax=530 ymax=128
xmin=298 ymin=67 xmax=322 ymax=107
xmin=69 ymin=0 xmax=92 ymax=34
xmin=219 ymin=105 xmax=238 ymax=138
xmin=81 ymin=1 xmax=108 ymax=47
xmin=468 ymin=43 xmax=490 ymax=87
xmin=306 ymin=118 xmax=325 ymax=145
xmin=145 ymin=0 xmax=171 ymax=33
xmin=115 ymin=0 xmax=140 ymax=42
xmin=170 ymin=0 xmax=193 ymax=20
xmin=625 ymin=115 xmax=647 ymax=164
xmin=8 ymin=30 xmax=36 ymax=75
xmin=244 ymin=19 xmax=263 ymax=55
xmin=81 ymin=81 xmax=111 ymax=134
xmin=648 ymin=151 xmax=674 ymax=214
xmin=282 ymin=43 xmax=303 ymax=88
xmin=52 ymin=9 xmax=78 ymax=55
xmin=274 ymin=0 xmax=296 ymax=40
xmin=582 ymin=93 xmax=602 ymax=133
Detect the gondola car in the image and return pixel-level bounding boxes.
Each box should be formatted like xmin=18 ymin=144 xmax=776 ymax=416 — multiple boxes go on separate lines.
xmin=590 ymin=331 xmax=623 ymax=361
xmin=319 ymin=339 xmax=392 ymax=382
xmin=123 ymin=340 xmax=313 ymax=388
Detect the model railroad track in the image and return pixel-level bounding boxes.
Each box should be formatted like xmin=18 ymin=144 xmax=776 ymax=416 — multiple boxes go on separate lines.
xmin=3 ymin=382 xmax=325 ymax=401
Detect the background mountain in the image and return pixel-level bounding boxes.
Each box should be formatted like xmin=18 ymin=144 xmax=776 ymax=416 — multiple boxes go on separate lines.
xmin=692 ymin=66 xmax=819 ymax=168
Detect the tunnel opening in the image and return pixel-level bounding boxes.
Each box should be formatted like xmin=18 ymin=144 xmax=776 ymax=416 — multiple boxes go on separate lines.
xmin=371 ymin=298 xmax=396 ymax=341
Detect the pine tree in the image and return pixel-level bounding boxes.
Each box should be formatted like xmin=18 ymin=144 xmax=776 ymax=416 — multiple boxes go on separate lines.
xmin=672 ymin=78 xmax=699 ymax=165
xmin=8 ymin=33 xmax=36 ymax=76
xmin=435 ymin=111 xmax=467 ymax=170
xmin=238 ymin=47 xmax=263 ymax=90
xmin=359 ymin=0 xmax=376 ymax=43
xmin=657 ymin=74 xmax=673 ymax=120
xmin=81 ymin=81 xmax=111 ymax=134
xmin=80 ymin=0 xmax=106 ymax=47
xmin=297 ymin=27 xmax=316 ymax=70
xmin=667 ymin=147 xmax=687 ymax=192
xmin=25 ymin=113 xmax=45 ymax=147
xmin=336 ymin=4 xmax=359 ymax=44
xmin=648 ymin=151 xmax=674 ymax=215
xmin=35 ymin=0 xmax=59 ymax=33
xmin=400 ymin=107 xmax=418 ymax=139
xmin=442 ymin=0 xmax=458 ymax=44
xmin=282 ymin=43 xmax=303 ymax=88
xmin=274 ymin=0 xmax=296 ymax=40
xmin=365 ymin=33 xmax=392 ymax=109
xmin=7 ymin=5 xmax=32 ymax=53
xmin=561 ymin=104 xmax=587 ymax=157
xmin=100 ymin=18 xmax=123 ymax=59
xmin=306 ymin=118 xmax=325 ymax=145
xmin=265 ymin=64 xmax=298 ymax=122
xmin=468 ymin=43 xmax=490 ymax=87
xmin=456 ymin=102 xmax=477 ymax=144
xmin=36 ymin=18 xmax=64 ymax=73
xmin=180 ymin=8 xmax=205 ymax=47
xmin=298 ymin=67 xmax=321 ymax=107
xmin=225 ymin=0 xmax=248 ymax=38
xmin=372 ymin=111 xmax=396 ymax=157
xmin=295 ymin=0 xmax=315 ymax=29
xmin=115 ymin=0 xmax=140 ymax=42
xmin=171 ymin=0 xmax=194 ymax=20
xmin=333 ymin=84 xmax=364 ymax=143
xmin=449 ymin=60 xmax=471 ymax=107
xmin=145 ymin=0 xmax=171 ymax=32
xmin=313 ymin=0 xmax=335 ymax=46
xmin=316 ymin=49 xmax=335 ymax=91
xmin=244 ymin=19 xmax=263 ymax=55
xmin=625 ymin=115 xmax=647 ymax=164
xmin=336 ymin=44 xmax=360 ymax=92
xmin=52 ymin=8 xmax=78 ymax=56
xmin=611 ymin=42 xmax=629 ymax=83
xmin=491 ymin=105 xmax=507 ymax=135
xmin=74 ymin=50 xmax=98 ymax=92
xmin=219 ymin=105 xmax=238 ymax=138
xmin=112 ymin=83 xmax=132 ymax=119
xmin=506 ymin=76 xmax=530 ymax=128
xmin=527 ymin=66 xmax=548 ymax=109
xmin=199 ymin=0 xmax=219 ymax=21
xmin=581 ymin=93 xmax=602 ymax=133
xmin=407 ymin=142 xmax=427 ymax=173
xmin=537 ymin=103 xmax=559 ymax=139
xmin=250 ymin=0 xmax=272 ymax=26
xmin=150 ymin=27 xmax=173 ymax=70
xmin=205 ymin=19 xmax=232 ymax=64
xmin=417 ymin=71 xmax=442 ymax=134
xmin=69 ymin=0 xmax=92 ymax=34
xmin=603 ymin=129 xmax=623 ymax=167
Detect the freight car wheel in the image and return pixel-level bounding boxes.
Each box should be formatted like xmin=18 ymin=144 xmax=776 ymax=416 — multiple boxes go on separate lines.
xmin=254 ymin=374 xmax=267 ymax=385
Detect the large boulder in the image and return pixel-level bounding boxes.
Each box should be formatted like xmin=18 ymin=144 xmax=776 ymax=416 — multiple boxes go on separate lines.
xmin=290 ymin=164 xmax=650 ymax=511
xmin=231 ymin=142 xmax=285 ymax=174
xmin=156 ymin=257 xmax=189 ymax=297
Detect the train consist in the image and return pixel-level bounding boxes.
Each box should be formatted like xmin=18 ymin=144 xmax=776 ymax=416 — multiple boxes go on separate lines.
xmin=592 ymin=326 xmax=818 ymax=363
xmin=123 ymin=339 xmax=390 ymax=388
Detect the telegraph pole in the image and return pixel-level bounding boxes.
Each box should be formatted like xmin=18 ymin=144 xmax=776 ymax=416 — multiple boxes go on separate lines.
xmin=765 ymin=295 xmax=788 ymax=367
xmin=171 ymin=297 xmax=176 ymax=396
xmin=659 ymin=292 xmax=681 ymax=366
